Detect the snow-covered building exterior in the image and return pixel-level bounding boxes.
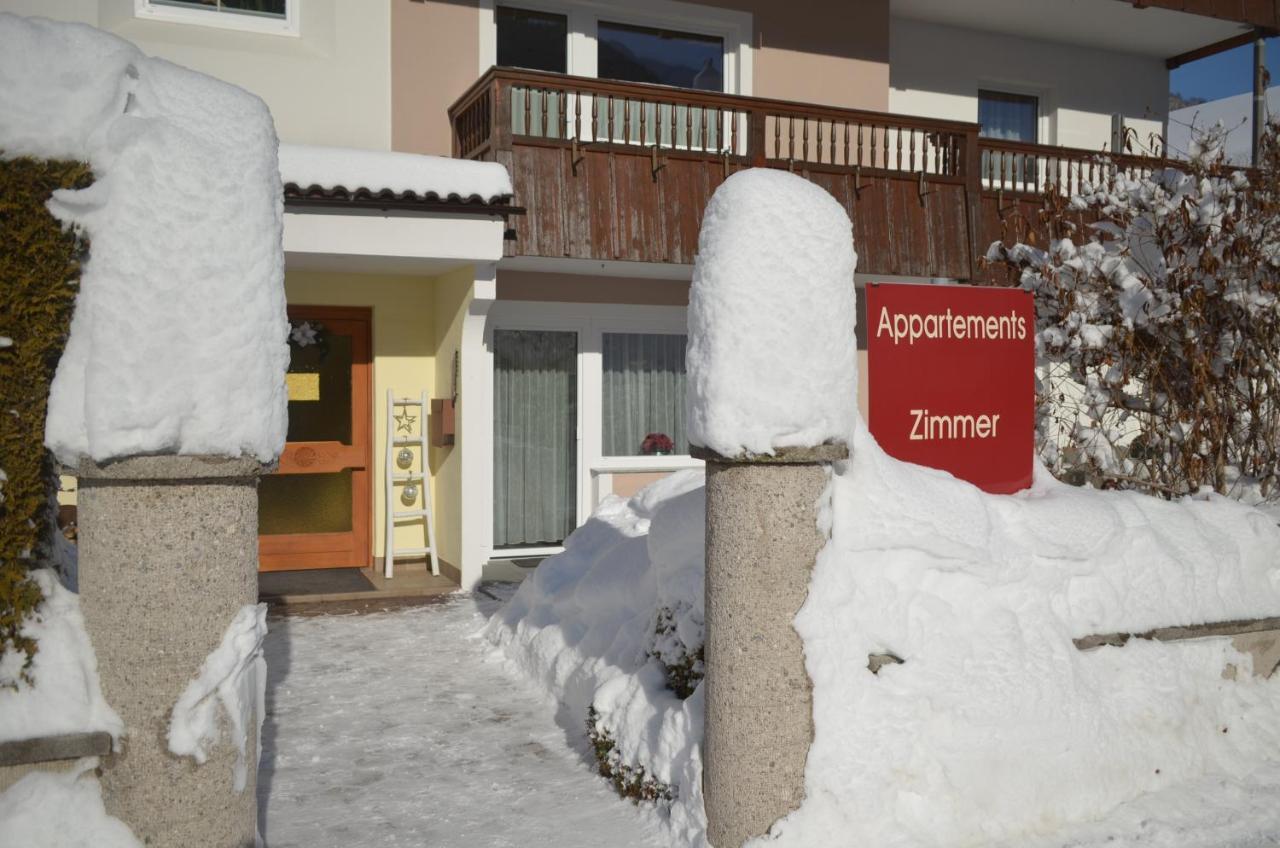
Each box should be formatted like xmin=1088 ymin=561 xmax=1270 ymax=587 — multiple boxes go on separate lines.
xmin=7 ymin=0 xmax=1270 ymax=589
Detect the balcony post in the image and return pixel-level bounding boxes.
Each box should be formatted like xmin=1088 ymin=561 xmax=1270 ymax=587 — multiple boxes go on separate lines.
xmin=749 ymin=109 xmax=767 ymax=166
xmin=963 ymin=126 xmax=984 ymax=282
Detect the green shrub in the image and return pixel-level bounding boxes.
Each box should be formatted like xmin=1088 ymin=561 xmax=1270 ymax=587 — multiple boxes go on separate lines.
xmin=0 ymin=156 xmax=92 ymax=686
xmin=650 ymin=606 xmax=704 ymax=700
xmin=586 ymin=705 xmax=674 ymax=804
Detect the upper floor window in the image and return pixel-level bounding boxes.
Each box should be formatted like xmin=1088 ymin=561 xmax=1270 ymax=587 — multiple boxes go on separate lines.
xmin=597 ymin=21 xmax=723 ymax=91
xmin=978 ymin=90 xmax=1038 ymax=142
xmin=497 ymin=6 xmax=568 ymax=74
xmin=135 ymin=0 xmax=298 ymax=36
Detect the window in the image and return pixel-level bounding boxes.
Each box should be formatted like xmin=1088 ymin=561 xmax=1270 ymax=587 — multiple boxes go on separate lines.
xmin=497 ymin=6 xmax=568 ymax=74
xmin=136 ymin=0 xmax=297 ymax=35
xmin=597 ymin=21 xmax=723 ymax=91
xmin=978 ymin=90 xmax=1038 ymax=142
xmin=602 ymin=333 xmax=688 ymax=457
xmin=979 ymin=90 xmax=1039 ymax=187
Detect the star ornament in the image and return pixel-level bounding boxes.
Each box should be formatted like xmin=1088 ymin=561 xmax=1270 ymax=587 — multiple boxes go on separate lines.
xmin=394 ymin=410 xmax=418 ymax=434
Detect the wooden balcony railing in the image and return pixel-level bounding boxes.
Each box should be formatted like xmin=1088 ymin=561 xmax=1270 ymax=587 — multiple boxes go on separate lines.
xmin=448 ymin=67 xmax=1198 ymax=280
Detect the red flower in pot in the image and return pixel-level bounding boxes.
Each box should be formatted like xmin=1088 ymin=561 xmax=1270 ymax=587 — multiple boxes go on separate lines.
xmin=641 ymin=432 xmax=674 ymax=456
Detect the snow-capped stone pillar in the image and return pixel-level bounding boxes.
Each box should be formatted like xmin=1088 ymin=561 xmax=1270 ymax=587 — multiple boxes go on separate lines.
xmin=687 ymin=169 xmax=857 ymax=847
xmin=77 ymin=455 xmax=262 ymax=848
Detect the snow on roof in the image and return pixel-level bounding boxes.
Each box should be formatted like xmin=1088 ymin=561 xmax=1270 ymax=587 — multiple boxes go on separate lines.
xmin=1167 ymin=86 xmax=1280 ymax=166
xmin=278 ymin=143 xmax=513 ymax=205
xmin=0 ymin=13 xmax=288 ymax=464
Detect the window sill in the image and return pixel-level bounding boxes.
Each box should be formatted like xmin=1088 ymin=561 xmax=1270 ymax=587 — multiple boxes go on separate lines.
xmin=590 ymin=455 xmax=704 ymax=474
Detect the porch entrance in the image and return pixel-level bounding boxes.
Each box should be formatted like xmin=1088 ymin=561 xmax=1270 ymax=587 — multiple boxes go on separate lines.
xmin=492 ymin=329 xmax=578 ymax=549
xmin=259 ymin=306 xmax=373 ymax=571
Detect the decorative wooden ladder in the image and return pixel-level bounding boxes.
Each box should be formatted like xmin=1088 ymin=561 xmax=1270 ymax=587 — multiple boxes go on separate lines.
xmin=383 ymin=390 xmax=439 ymax=579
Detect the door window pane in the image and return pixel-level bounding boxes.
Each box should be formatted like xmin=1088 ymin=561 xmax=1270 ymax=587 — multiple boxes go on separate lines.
xmin=284 ymin=328 xmax=352 ymax=444
xmin=603 ymin=333 xmax=688 ymax=457
xmin=259 ymin=471 xmax=353 ymax=535
xmin=497 ymin=6 xmax=568 ymax=73
xmin=493 ymin=330 xmax=578 ymax=547
xmin=598 ymin=21 xmax=723 ymax=91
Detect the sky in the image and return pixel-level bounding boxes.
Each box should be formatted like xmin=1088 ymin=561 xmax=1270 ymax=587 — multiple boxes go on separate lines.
xmin=1170 ymin=36 xmax=1280 ymax=102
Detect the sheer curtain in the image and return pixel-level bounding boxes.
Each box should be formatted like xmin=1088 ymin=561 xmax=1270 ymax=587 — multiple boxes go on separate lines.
xmin=493 ymin=330 xmax=577 ymax=547
xmin=603 ymin=333 xmax=688 ymax=456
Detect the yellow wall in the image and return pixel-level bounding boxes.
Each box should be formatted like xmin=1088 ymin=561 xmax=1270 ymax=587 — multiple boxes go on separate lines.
xmin=285 ymin=269 xmax=441 ymax=563
xmin=427 ymin=266 xmax=475 ymax=572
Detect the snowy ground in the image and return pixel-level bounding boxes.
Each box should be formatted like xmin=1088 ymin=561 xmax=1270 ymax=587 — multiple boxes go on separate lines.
xmin=258 ymin=586 xmax=664 ymax=848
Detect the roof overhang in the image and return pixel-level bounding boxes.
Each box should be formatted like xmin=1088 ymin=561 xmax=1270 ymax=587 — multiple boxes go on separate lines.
xmin=283 ymin=209 xmax=507 ymax=276
xmin=891 ymin=0 xmax=1256 ymax=60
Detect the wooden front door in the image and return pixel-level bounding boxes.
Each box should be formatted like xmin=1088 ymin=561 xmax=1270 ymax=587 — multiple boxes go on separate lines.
xmin=258 ymin=306 xmax=372 ymax=571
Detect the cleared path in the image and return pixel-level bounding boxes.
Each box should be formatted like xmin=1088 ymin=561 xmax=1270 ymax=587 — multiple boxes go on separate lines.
xmin=258 ymin=589 xmax=663 ymax=848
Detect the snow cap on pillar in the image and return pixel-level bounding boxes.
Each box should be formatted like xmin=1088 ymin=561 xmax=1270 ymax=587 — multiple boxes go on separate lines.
xmin=686 ymin=168 xmax=858 ymax=458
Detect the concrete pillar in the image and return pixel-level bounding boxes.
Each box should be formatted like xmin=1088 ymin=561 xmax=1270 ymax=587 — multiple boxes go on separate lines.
xmin=77 ymin=455 xmax=262 ymax=848
xmin=697 ymin=443 xmax=848 ymax=848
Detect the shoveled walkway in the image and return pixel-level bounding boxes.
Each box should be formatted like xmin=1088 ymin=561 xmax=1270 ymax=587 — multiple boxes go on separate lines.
xmin=257 ymin=586 xmax=664 ymax=848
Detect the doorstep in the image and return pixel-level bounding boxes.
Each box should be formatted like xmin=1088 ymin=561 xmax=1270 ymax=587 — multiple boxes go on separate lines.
xmin=259 ymin=561 xmax=459 ymax=616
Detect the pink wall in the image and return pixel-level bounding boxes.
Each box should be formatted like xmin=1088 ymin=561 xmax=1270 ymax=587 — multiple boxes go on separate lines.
xmin=392 ymin=0 xmax=480 ymax=156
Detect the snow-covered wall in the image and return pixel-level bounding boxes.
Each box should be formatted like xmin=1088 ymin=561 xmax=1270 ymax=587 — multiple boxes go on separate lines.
xmin=0 ymin=14 xmax=289 ymax=464
xmin=491 ymin=424 xmax=1280 ymax=847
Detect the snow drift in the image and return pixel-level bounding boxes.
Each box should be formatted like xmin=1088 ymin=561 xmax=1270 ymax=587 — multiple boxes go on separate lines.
xmin=0 ymin=759 xmax=141 ymax=848
xmin=488 ymin=427 xmax=1280 ymax=847
xmin=0 ymin=13 xmax=289 ymax=465
xmin=0 ymin=570 xmax=122 ymax=744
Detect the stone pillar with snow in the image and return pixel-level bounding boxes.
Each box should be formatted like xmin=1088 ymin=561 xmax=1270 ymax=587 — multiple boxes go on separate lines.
xmin=2 ymin=16 xmax=290 ymax=846
xmin=687 ymin=168 xmax=857 ymax=847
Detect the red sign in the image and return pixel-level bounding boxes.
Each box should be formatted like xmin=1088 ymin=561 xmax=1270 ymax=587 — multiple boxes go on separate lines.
xmin=865 ymin=282 xmax=1035 ymax=494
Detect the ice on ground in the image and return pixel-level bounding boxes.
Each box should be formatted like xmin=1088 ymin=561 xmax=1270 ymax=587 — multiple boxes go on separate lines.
xmin=491 ymin=426 xmax=1280 ymax=847
xmin=0 ymin=759 xmax=141 ymax=848
xmin=279 ymin=143 xmax=513 ymax=202
xmin=168 ymin=603 xmax=267 ymax=793
xmin=259 ymin=593 xmax=664 ymax=848
xmin=686 ymin=168 xmax=857 ymax=457
xmin=0 ymin=13 xmax=288 ymax=465
xmin=0 ymin=570 xmax=121 ymax=744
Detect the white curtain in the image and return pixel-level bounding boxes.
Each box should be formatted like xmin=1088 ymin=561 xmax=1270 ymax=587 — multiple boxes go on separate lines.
xmin=602 ymin=333 xmax=687 ymax=456
xmin=493 ymin=330 xmax=577 ymax=547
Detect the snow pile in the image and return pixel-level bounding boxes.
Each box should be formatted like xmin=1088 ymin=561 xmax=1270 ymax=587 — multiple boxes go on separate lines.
xmin=0 ymin=570 xmax=122 ymax=744
xmin=168 ymin=603 xmax=268 ymax=793
xmin=0 ymin=13 xmax=288 ymax=465
xmin=686 ymin=169 xmax=857 ymax=457
xmin=492 ymin=430 xmax=1280 ymax=847
xmin=0 ymin=759 xmax=141 ymax=848
xmin=279 ymin=143 xmax=513 ymax=202
xmin=486 ymin=470 xmax=709 ymax=844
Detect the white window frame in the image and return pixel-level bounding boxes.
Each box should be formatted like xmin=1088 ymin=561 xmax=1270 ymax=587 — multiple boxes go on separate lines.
xmin=478 ymin=0 xmax=753 ymax=96
xmin=482 ymin=301 xmax=700 ymax=559
xmin=977 ymin=82 xmax=1054 ymax=145
xmin=134 ymin=0 xmax=300 ymax=37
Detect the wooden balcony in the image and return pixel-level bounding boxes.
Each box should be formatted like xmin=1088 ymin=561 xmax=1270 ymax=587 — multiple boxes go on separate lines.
xmin=449 ymin=68 xmax=1182 ymax=282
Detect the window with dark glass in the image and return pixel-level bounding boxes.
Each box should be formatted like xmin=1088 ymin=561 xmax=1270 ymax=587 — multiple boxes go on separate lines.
xmin=597 ymin=21 xmax=723 ymax=91
xmin=979 ymin=90 xmax=1039 ymax=186
xmin=153 ymin=0 xmax=286 ymax=17
xmin=497 ymin=6 xmax=568 ymax=74
xmin=978 ymin=90 xmax=1038 ymax=142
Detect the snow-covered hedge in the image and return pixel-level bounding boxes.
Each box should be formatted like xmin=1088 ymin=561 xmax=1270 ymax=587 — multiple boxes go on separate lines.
xmin=0 ymin=13 xmax=289 ymax=466
xmin=0 ymin=156 xmax=91 ymax=681
xmin=490 ymin=425 xmax=1280 ymax=847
